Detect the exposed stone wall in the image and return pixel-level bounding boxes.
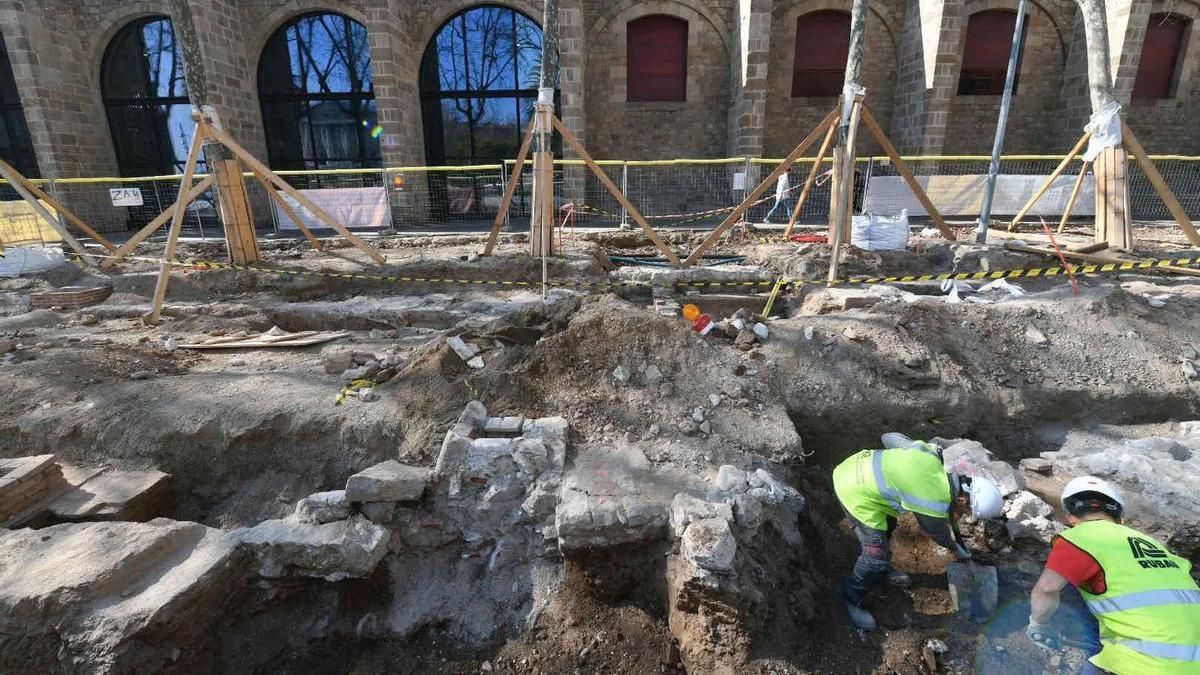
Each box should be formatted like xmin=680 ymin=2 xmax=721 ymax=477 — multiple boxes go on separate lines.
xmin=763 ymin=0 xmax=900 ymax=158
xmin=583 ymin=0 xmax=734 ymax=159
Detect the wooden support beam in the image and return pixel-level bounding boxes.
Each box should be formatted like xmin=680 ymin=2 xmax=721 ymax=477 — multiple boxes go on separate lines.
xmin=549 ymin=114 xmax=679 ymax=265
xmin=828 ymin=98 xmax=863 ymax=283
xmin=1094 ymin=146 xmax=1131 ymax=249
xmin=145 ymin=124 xmax=207 ymax=326
xmin=684 ymin=107 xmax=839 ymax=266
xmin=252 ymin=170 xmax=323 ymax=251
xmin=0 ymin=160 xmax=97 ymax=266
xmin=0 ymin=159 xmax=115 ymax=251
xmin=1068 ymin=241 xmax=1109 ymax=254
xmin=784 ymin=115 xmax=837 ymax=239
xmin=202 ymin=123 xmax=386 ymax=265
xmin=212 ymin=158 xmax=260 ymax=265
xmin=1122 ymin=123 xmax=1200 ymax=247
xmin=1057 ymin=161 xmax=1090 ymax=234
xmin=101 ymin=176 xmax=215 ymax=269
xmin=1007 ymin=132 xmax=1091 ymax=231
xmin=859 ymin=106 xmax=955 ymax=241
xmin=482 ymin=120 xmax=534 ymax=256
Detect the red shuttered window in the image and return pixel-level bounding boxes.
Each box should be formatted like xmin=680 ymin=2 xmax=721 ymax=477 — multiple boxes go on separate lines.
xmin=792 ymin=10 xmax=851 ymax=97
xmin=627 ymin=15 xmax=688 ymax=102
xmin=958 ymin=10 xmax=1026 ymax=96
xmin=1133 ymin=13 xmax=1190 ymax=100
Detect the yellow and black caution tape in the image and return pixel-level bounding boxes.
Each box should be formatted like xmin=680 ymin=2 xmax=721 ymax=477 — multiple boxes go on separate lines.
xmin=77 ymin=250 xmax=1199 ymax=295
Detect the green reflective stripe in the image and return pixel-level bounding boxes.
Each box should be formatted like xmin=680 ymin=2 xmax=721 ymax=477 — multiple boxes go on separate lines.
xmin=1088 ymin=589 xmax=1200 ymax=615
xmin=872 ymin=451 xmax=950 ymax=515
xmin=871 ymin=451 xmax=904 ymax=511
xmin=1114 ymin=639 xmax=1200 ymax=661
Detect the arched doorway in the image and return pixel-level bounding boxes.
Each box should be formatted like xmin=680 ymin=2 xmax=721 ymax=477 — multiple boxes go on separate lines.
xmin=419 ymin=5 xmax=554 ymax=220
xmin=258 ymin=12 xmax=380 ymax=171
xmin=0 ymin=33 xmax=38 ymax=178
xmin=101 ymin=16 xmax=195 ymax=177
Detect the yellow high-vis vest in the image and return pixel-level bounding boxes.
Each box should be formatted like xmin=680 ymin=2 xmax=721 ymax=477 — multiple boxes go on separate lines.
xmin=1058 ymin=520 xmax=1200 ymax=674
xmin=832 ymin=441 xmax=951 ymax=531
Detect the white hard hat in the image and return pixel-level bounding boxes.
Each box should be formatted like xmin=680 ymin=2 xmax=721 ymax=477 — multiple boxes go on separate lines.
xmin=1061 ymin=476 xmax=1124 ymax=515
xmin=964 ymin=476 xmax=1004 ymax=519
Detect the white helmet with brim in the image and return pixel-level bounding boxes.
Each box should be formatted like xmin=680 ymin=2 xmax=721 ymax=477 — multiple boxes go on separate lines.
xmin=950 ymin=474 xmax=1004 ymax=519
xmin=1061 ymin=475 xmax=1124 ymax=518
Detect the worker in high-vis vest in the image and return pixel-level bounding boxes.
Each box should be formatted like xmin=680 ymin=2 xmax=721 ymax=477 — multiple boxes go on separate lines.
xmin=1028 ymin=476 xmax=1200 ymax=675
xmin=832 ymin=433 xmax=1005 ymax=631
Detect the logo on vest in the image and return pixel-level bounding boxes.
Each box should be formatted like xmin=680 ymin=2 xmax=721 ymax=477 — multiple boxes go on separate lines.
xmin=1128 ymin=537 xmax=1179 ymax=569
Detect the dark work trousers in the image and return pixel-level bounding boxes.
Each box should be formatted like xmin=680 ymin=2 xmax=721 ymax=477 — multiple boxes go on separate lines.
xmin=842 ymin=510 xmax=898 ymax=607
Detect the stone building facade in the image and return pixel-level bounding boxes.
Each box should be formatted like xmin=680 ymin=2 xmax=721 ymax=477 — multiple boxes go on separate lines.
xmin=0 ymin=0 xmax=1197 ymax=185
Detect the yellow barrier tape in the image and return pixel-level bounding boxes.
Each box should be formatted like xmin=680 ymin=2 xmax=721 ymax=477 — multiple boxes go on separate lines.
xmin=86 ymin=249 xmax=1200 ymax=295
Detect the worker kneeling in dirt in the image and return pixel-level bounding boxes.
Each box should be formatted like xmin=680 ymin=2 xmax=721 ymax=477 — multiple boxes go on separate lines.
xmin=832 ymin=433 xmax=1004 ymax=630
xmin=1028 ymin=476 xmax=1200 ymax=675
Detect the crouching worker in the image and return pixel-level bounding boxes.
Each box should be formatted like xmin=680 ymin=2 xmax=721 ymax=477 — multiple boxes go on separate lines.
xmin=832 ymin=433 xmax=1004 ymax=630
xmin=1028 ymin=476 xmax=1200 ymax=675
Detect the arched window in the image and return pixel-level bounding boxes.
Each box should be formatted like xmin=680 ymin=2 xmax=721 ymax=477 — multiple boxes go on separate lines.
xmin=1133 ymin=13 xmax=1190 ymax=100
xmin=101 ymin=17 xmax=194 ymax=176
xmin=419 ymin=5 xmax=546 ymax=166
xmin=0 ymin=33 xmax=37 ymax=177
xmin=958 ymin=10 xmax=1026 ymax=96
xmin=258 ymin=13 xmax=380 ymax=170
xmin=627 ymin=15 xmax=688 ymax=102
xmin=792 ymin=11 xmax=850 ymax=97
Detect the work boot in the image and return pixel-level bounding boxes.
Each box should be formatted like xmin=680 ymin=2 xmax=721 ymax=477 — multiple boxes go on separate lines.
xmin=887 ymin=569 xmax=912 ymax=588
xmin=845 ymin=602 xmax=877 ymax=631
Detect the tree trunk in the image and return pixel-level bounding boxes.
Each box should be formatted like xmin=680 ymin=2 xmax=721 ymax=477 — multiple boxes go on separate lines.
xmin=539 ymin=0 xmax=559 ymax=90
xmin=1074 ymin=0 xmax=1118 ymax=113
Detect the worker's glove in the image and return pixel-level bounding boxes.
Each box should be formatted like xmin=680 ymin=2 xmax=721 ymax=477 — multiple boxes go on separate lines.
xmin=1026 ymin=619 xmax=1061 ymax=651
xmin=953 ymin=542 xmax=973 ymax=561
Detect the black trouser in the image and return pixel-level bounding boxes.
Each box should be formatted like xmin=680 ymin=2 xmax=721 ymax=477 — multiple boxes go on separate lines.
xmin=842 ymin=511 xmax=898 ymax=606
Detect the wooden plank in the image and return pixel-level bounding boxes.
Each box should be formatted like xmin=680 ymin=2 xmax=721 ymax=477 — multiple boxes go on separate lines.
xmin=228 ymin=160 xmax=261 ymax=264
xmin=859 ymin=105 xmax=955 ymax=241
xmin=0 ymin=161 xmax=98 ymax=266
xmin=1008 ymin=132 xmax=1091 ymax=231
xmin=549 ymin=114 xmax=680 ymax=265
xmin=483 ymin=120 xmax=535 ymax=256
xmin=1123 ymin=123 xmax=1200 ymax=247
xmin=213 ymin=158 xmax=247 ymax=264
xmin=784 ymin=116 xmax=837 ymax=239
xmin=145 ymin=125 xmax=207 ymax=326
xmin=252 ymin=170 xmax=323 ymax=251
xmin=1094 ymin=147 xmax=1109 ymax=243
xmin=1005 ymin=243 xmax=1126 ymax=264
xmin=828 ymin=98 xmax=863 ymax=283
xmin=180 ymin=331 xmax=349 ymax=350
xmin=203 ymin=124 xmax=386 ymax=265
xmin=541 ymin=148 xmax=554 ymax=254
xmin=1068 ymin=241 xmax=1109 ymax=254
xmin=684 ymin=107 xmax=839 ymax=266
xmin=101 ymin=176 xmax=215 ymax=269
xmin=1057 ymin=162 xmax=1090 ymax=234
xmin=0 ymin=159 xmax=116 ymax=251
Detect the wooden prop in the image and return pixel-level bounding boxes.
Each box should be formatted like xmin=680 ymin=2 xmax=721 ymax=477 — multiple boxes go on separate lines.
xmin=100 ymin=176 xmax=214 ymax=269
xmin=483 ymin=120 xmax=535 ymax=255
xmin=145 ymin=123 xmax=208 ymax=325
xmin=531 ymin=104 xmax=554 ymax=257
xmin=0 ymin=158 xmax=115 ymax=251
xmin=1056 ymin=162 xmax=1091 ymax=234
xmin=212 ymin=158 xmax=260 ymax=265
xmin=1122 ymin=123 xmax=1200 ymax=247
xmin=202 ymin=123 xmax=385 ymax=265
xmin=1007 ymin=132 xmax=1091 ymax=231
xmin=859 ymin=106 xmax=955 ymax=241
xmin=1094 ymin=146 xmax=1131 ymax=249
xmin=784 ymin=115 xmax=837 ymax=239
xmin=0 ymin=161 xmax=98 ymax=266
xmin=828 ymin=98 xmax=864 ymax=283
xmin=550 ymin=114 xmax=679 ymax=264
xmin=251 ymin=170 xmax=323 ymax=251
xmin=684 ymin=107 xmax=839 ymax=266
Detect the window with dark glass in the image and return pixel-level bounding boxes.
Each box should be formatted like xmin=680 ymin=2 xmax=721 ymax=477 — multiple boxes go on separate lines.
xmin=0 ymin=33 xmax=37 ymax=178
xmin=419 ymin=5 xmax=547 ymax=166
xmin=258 ymin=13 xmax=380 ymax=170
xmin=958 ymin=10 xmax=1027 ymax=96
xmin=627 ymin=15 xmax=688 ymax=102
xmin=792 ymin=11 xmax=850 ymax=97
xmin=101 ymin=17 xmax=195 ymax=176
xmin=1133 ymin=13 xmax=1190 ymax=100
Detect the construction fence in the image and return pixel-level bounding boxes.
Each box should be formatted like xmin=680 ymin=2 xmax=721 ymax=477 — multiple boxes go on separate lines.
xmin=5 ymin=154 xmax=1200 ymax=246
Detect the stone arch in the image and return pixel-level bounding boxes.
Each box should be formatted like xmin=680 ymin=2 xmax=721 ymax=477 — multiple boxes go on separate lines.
xmin=417 ymin=0 xmax=544 ymax=52
xmin=591 ymin=0 xmax=731 ymax=57
xmin=960 ymin=0 xmax=1068 ymax=68
xmin=88 ymin=6 xmax=172 ymax=100
xmin=249 ymin=3 xmax=371 ymax=61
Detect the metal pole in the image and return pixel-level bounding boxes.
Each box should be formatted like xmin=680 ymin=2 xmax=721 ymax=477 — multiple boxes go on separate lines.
xmin=976 ymin=0 xmax=1027 ymax=243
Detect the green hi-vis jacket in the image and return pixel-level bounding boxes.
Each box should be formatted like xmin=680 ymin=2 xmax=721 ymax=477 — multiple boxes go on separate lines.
xmin=1059 ymin=520 xmax=1200 ymax=675
xmin=832 ymin=441 xmax=951 ymax=531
